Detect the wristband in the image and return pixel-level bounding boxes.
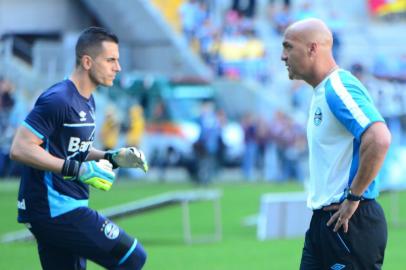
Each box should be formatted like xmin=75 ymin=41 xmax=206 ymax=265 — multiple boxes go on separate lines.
xmin=61 ymin=159 xmax=80 ymax=177
xmin=104 ymin=152 xmax=119 ymax=169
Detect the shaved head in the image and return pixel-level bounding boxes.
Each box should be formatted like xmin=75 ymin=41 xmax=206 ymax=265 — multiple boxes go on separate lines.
xmin=281 ymin=18 xmax=337 ymax=87
xmin=285 ymin=18 xmax=333 ymax=49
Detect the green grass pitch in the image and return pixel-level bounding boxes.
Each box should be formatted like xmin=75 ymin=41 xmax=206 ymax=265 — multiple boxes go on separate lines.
xmin=0 ymin=179 xmax=405 ymax=269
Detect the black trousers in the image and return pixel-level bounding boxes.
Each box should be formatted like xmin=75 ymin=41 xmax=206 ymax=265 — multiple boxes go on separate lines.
xmin=300 ymin=200 xmax=387 ymax=270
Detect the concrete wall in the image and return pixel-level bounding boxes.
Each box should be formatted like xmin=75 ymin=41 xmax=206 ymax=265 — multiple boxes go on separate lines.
xmin=0 ymin=0 xmax=209 ymax=78
xmin=0 ymin=0 xmax=91 ymax=35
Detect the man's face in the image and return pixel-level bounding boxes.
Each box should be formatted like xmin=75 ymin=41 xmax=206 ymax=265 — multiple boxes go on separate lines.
xmin=281 ymin=31 xmax=310 ymax=80
xmin=88 ymin=41 xmax=121 ymax=87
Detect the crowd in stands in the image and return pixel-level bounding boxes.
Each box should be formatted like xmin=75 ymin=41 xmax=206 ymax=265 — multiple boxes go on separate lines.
xmin=240 ymin=109 xmax=307 ymax=182
xmin=352 ymin=62 xmax=406 ymax=146
xmin=2 ymin=1 xmax=406 ymax=186
xmin=177 ymin=0 xmax=347 ymax=81
xmin=267 ymin=0 xmax=343 ymax=61
xmin=372 ymin=54 xmax=406 ymax=82
xmin=178 ymin=0 xmax=268 ymax=82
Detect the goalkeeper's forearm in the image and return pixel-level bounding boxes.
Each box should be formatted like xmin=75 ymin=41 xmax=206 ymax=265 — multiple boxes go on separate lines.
xmin=85 ymin=147 xmax=107 ymax=161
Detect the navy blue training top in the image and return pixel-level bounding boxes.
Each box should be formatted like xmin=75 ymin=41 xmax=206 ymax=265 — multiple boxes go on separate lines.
xmin=17 ymin=80 xmax=96 ymax=222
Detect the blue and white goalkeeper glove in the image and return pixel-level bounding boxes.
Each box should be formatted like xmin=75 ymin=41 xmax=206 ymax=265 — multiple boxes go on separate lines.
xmin=62 ymin=159 xmax=115 ymax=191
xmin=105 ymin=147 xmax=148 ymax=172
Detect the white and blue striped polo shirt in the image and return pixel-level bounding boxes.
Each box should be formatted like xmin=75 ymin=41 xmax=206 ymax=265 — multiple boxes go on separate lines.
xmin=306 ymin=69 xmax=384 ymax=209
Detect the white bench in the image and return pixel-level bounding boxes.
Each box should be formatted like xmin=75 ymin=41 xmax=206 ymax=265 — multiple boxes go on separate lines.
xmin=1 ymin=190 xmax=222 ymax=244
xmin=257 ymin=192 xmax=312 ymax=240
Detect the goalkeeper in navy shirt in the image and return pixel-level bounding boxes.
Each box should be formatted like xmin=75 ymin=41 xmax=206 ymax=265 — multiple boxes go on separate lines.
xmin=10 ymin=27 xmax=148 ymax=270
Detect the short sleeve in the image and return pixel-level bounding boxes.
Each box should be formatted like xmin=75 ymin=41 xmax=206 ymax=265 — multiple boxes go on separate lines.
xmin=325 ymin=72 xmax=384 ymax=141
xmin=24 ymin=92 xmax=66 ymax=140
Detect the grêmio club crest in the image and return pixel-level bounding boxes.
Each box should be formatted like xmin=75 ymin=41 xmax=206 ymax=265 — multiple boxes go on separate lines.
xmin=314 ymin=107 xmax=322 ymax=126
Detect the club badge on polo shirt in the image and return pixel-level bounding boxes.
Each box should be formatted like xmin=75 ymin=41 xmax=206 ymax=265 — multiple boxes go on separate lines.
xmin=314 ymin=107 xmax=322 ymax=126
xmin=101 ymin=220 xmax=120 ymax=240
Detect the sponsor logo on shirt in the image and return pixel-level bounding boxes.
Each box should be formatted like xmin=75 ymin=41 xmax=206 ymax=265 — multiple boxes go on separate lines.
xmin=17 ymin=199 xmax=26 ymax=210
xmin=314 ymin=107 xmax=323 ymax=126
xmin=67 ymin=137 xmax=93 ymax=152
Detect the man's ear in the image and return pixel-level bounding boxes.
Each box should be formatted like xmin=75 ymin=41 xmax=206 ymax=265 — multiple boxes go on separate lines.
xmin=81 ymin=55 xmax=92 ymax=71
xmin=308 ymin=42 xmax=317 ymax=56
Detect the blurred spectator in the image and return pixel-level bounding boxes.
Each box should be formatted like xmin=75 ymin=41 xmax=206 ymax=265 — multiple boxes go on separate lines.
xmin=216 ymin=108 xmax=228 ymax=167
xmin=151 ymin=100 xmax=169 ymax=123
xmin=293 ymin=1 xmax=319 ymax=21
xmin=373 ymin=54 xmax=406 ymax=82
xmin=268 ymin=110 xmax=306 ymax=181
xmin=223 ymin=9 xmax=241 ymax=36
xmin=350 ymin=62 xmax=365 ymax=80
xmin=290 ymin=80 xmax=312 ymax=113
xmin=120 ymin=104 xmax=146 ymax=179
xmin=100 ymin=105 xmax=120 ymax=151
xmin=326 ymin=10 xmax=344 ymax=63
xmin=196 ymin=1 xmax=209 ymax=26
xmin=243 ymin=30 xmax=268 ymax=82
xmin=178 ymin=0 xmax=201 ymax=44
xmin=0 ymin=77 xmax=21 ymax=177
xmin=270 ymin=3 xmax=292 ymax=35
xmin=268 ymin=0 xmax=291 ymax=9
xmin=232 ymin=0 xmax=257 ymax=18
xmin=207 ymin=31 xmax=223 ymax=74
xmin=196 ymin=18 xmax=217 ymax=64
xmin=178 ymin=0 xmax=209 ymax=47
xmin=194 ymin=100 xmax=222 ymax=184
xmin=351 ymin=62 xmax=405 ymax=147
xmin=398 ymin=54 xmax=406 ymax=81
xmin=241 ymin=112 xmax=258 ymax=180
xmin=256 ymin=116 xmax=271 ymax=179
xmin=126 ymin=104 xmax=145 ymax=148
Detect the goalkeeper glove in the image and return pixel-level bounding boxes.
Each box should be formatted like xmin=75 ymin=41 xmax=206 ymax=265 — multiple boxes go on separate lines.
xmin=104 ymin=147 xmax=148 ymax=172
xmin=62 ymin=159 xmax=115 ymax=191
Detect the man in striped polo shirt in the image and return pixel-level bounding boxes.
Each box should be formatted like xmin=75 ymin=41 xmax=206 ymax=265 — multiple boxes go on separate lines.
xmin=281 ymin=18 xmax=391 ymax=269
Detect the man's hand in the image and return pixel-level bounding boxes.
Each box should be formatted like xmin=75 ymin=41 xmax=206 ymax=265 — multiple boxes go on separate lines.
xmin=105 ymin=147 xmax=148 ymax=172
xmin=77 ymin=160 xmax=115 ymax=191
xmin=325 ymin=200 xmax=360 ymax=233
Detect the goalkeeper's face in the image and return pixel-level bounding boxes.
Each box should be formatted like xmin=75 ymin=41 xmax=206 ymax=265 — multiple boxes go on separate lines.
xmin=88 ymin=41 xmax=121 ymax=87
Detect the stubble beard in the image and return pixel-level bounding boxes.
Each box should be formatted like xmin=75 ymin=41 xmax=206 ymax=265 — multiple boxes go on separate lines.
xmin=89 ymin=70 xmax=113 ymax=88
xmin=89 ymin=70 xmax=101 ymax=88
xmin=288 ymin=69 xmax=296 ymax=80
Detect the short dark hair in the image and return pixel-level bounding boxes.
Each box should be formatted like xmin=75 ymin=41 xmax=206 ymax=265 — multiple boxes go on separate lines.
xmin=75 ymin=26 xmax=119 ymax=66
